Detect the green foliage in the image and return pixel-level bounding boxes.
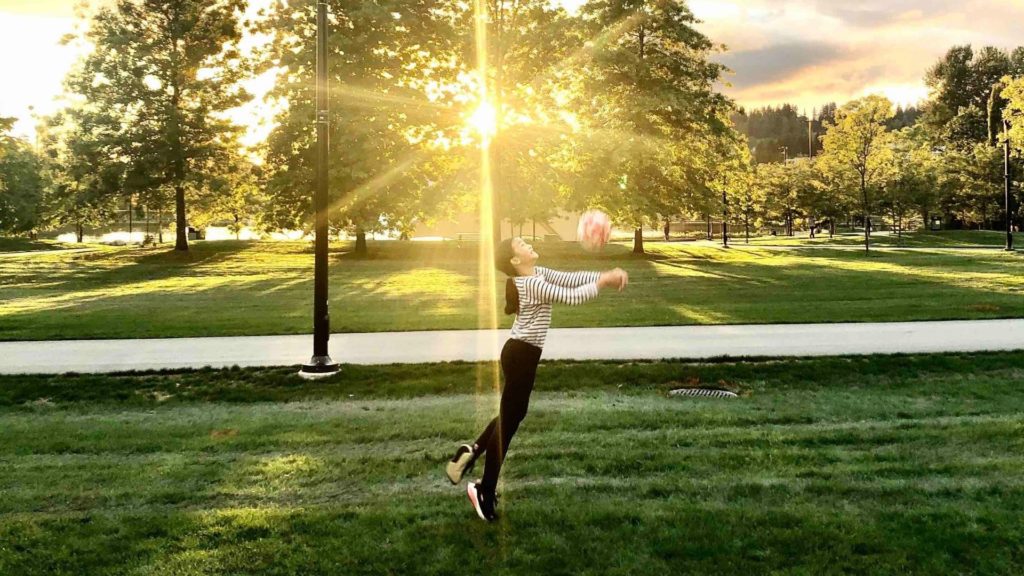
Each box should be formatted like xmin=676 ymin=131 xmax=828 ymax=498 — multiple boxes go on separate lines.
xmin=1003 ymin=76 xmax=1024 ymax=154
xmin=882 ymin=127 xmax=941 ymax=239
xmin=923 ymin=44 xmax=1024 ymax=149
xmin=938 ymin=143 xmax=1004 ymax=228
xmin=0 ymin=123 xmax=45 ymax=235
xmin=35 ymin=110 xmax=120 ymax=241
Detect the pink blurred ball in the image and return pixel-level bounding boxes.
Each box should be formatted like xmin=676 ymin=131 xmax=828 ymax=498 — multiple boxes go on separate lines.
xmin=577 ymin=210 xmax=612 ymax=252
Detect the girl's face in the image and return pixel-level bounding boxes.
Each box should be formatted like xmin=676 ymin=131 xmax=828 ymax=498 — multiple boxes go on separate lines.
xmin=511 ymin=237 xmax=539 ymax=267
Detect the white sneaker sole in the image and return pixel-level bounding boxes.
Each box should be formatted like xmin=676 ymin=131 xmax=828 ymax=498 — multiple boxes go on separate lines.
xmin=467 ymin=482 xmax=488 ymax=522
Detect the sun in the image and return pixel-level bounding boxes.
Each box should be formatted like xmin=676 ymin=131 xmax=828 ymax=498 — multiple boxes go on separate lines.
xmin=468 ymin=100 xmax=498 ymax=139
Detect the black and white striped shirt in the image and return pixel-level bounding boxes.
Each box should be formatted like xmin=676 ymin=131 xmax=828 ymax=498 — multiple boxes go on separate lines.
xmin=510 ymin=266 xmax=601 ymax=349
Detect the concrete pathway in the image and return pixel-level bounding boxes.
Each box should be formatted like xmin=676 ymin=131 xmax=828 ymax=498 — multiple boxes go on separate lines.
xmin=3 ymin=319 xmax=1024 ymax=375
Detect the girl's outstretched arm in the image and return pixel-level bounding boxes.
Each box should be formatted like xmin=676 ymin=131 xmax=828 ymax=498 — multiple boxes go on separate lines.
xmin=521 ymin=270 xmax=627 ymax=305
xmin=520 ymin=276 xmax=600 ymax=306
xmin=535 ymin=266 xmax=600 ymax=288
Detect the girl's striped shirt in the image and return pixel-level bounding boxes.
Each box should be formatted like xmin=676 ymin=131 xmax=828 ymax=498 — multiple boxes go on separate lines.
xmin=510 ymin=266 xmax=600 ymax=349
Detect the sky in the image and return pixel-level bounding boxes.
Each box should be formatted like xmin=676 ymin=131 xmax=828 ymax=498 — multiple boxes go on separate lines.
xmin=0 ymin=0 xmax=1021 ymax=139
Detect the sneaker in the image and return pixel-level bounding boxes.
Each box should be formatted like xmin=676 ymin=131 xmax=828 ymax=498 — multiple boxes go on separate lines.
xmin=445 ymin=444 xmax=477 ymax=485
xmin=467 ymin=481 xmax=497 ymax=522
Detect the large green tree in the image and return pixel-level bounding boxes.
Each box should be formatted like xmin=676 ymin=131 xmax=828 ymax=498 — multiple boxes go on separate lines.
xmin=819 ymin=95 xmax=895 ymax=252
xmin=923 ymin=45 xmax=1024 ymax=149
xmin=575 ymin=0 xmax=735 ymax=254
xmin=67 ymin=0 xmax=251 ymax=251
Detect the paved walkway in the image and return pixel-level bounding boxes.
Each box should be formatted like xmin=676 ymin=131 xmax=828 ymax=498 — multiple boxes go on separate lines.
xmin=3 ymin=319 xmax=1024 ymax=374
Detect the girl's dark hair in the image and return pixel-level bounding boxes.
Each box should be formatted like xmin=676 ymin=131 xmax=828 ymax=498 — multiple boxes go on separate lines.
xmin=495 ymin=238 xmax=520 ymax=315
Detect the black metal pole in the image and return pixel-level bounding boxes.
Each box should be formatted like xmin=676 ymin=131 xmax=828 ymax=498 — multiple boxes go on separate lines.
xmin=301 ymin=1 xmax=338 ymax=376
xmin=722 ymin=189 xmax=728 ymax=248
xmin=1006 ymin=118 xmax=1014 ymax=252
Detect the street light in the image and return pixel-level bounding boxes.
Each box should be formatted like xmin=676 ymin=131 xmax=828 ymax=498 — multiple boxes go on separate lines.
xmin=1005 ymin=117 xmax=1014 ymax=252
xmin=722 ymin=188 xmax=729 ymax=248
xmin=300 ymin=1 xmax=339 ymax=378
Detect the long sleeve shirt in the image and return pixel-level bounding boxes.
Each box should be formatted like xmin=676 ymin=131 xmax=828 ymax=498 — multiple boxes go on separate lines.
xmin=509 ymin=266 xmax=601 ymax=349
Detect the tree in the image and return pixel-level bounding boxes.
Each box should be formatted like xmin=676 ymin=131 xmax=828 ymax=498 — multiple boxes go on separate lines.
xmin=0 ymin=120 xmax=45 ymax=235
xmin=36 ymin=109 xmax=123 ymax=242
xmin=819 ymin=95 xmax=895 ymax=252
xmin=708 ymin=138 xmax=752 ymax=246
xmin=67 ymin=0 xmax=251 ymax=251
xmin=754 ymin=161 xmax=805 ymax=237
xmin=576 ymin=0 xmax=734 ymax=254
xmin=939 ymin=143 xmax=1003 ymax=229
xmin=883 ymin=127 xmax=940 ymax=241
xmin=924 ymin=45 xmax=1021 ymax=149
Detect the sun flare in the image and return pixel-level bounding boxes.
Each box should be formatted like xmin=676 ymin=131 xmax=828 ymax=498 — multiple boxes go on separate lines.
xmin=468 ymin=100 xmax=499 ymax=139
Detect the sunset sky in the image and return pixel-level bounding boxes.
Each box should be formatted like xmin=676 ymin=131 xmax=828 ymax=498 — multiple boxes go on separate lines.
xmin=0 ymin=0 xmax=1021 ymax=138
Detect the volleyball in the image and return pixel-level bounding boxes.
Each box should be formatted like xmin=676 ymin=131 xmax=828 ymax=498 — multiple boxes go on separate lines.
xmin=577 ymin=210 xmax=612 ymax=252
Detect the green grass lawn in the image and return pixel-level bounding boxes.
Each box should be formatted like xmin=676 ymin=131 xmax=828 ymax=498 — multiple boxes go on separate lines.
xmin=2 ymin=353 xmax=1023 ymax=574
xmin=3 ymin=237 xmax=1024 ymax=341
xmin=0 ymin=237 xmax=77 ymax=253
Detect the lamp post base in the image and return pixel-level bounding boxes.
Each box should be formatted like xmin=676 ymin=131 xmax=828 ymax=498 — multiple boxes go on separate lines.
xmin=299 ymin=355 xmax=340 ymax=380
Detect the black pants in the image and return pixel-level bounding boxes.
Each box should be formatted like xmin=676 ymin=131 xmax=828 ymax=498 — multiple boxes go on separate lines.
xmin=474 ymin=338 xmax=542 ymax=494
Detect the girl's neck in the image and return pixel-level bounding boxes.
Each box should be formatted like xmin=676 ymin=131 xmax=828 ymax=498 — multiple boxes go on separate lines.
xmin=516 ymin=265 xmax=536 ymax=277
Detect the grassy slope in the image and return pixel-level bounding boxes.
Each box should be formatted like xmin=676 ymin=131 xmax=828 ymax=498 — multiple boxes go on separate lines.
xmin=2 ymin=237 xmax=1024 ymax=341
xmin=1 ymin=353 xmax=1023 ymax=574
xmin=0 ymin=237 xmax=77 ymax=253
xmin=745 ymin=230 xmax=1009 ymax=247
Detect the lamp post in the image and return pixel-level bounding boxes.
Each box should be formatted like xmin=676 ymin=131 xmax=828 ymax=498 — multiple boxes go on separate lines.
xmin=808 ymin=115 xmax=815 ymax=158
xmin=300 ymin=1 xmax=339 ymax=378
xmin=722 ymin=188 xmax=729 ymax=248
xmin=1005 ymin=117 xmax=1014 ymax=252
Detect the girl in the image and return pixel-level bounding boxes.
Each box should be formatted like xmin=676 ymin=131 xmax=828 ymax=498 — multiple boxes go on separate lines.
xmin=446 ymin=236 xmax=628 ymax=522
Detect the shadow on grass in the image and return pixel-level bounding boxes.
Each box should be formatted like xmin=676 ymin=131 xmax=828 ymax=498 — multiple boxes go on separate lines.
xmin=3 ymin=240 xmax=1024 ymax=340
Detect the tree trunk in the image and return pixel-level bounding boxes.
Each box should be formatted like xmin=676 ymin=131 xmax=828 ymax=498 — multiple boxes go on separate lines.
xmin=174 ymin=184 xmax=188 ymax=251
xmin=128 ymin=196 xmax=133 ymax=244
xmin=355 ymin=228 xmax=368 ymax=255
xmin=830 ymin=220 xmax=836 ymax=238
xmin=158 ymin=208 xmax=163 ymax=244
xmin=745 ymin=213 xmax=750 ymax=244
xmin=633 ymin=227 xmax=644 ymax=254
xmin=76 ymin=223 xmax=84 ymax=243
xmin=234 ymin=214 xmax=241 ymax=240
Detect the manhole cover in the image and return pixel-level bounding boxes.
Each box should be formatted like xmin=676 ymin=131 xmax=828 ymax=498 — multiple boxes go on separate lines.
xmin=669 ymin=388 xmax=738 ymax=399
